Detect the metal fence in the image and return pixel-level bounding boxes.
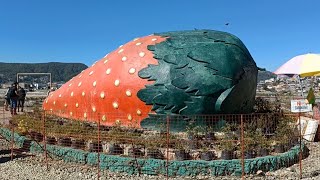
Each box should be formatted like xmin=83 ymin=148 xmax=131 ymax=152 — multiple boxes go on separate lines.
xmin=1 ymin=104 xmax=314 ymax=179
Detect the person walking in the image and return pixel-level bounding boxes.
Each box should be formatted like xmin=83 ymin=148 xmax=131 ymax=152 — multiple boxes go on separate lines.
xmin=4 ymin=87 xmax=10 ymax=111
xmin=17 ymin=86 xmax=26 ymax=112
xmin=8 ymin=83 xmax=18 ymax=115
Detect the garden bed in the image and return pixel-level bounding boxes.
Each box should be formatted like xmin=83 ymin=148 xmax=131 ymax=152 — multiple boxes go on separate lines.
xmin=0 ymin=123 xmax=309 ymax=176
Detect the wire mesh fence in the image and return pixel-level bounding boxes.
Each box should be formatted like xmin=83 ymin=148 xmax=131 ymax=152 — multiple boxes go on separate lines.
xmin=2 ymin=98 xmax=320 ymax=179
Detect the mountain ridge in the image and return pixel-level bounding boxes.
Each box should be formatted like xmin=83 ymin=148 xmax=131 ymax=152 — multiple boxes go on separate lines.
xmin=0 ymin=62 xmax=88 ymax=83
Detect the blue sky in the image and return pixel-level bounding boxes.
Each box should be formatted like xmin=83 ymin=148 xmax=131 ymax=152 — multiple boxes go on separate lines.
xmin=0 ymin=0 xmax=319 ymax=72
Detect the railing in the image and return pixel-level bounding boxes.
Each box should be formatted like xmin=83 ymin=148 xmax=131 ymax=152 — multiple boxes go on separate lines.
xmin=1 ymin=107 xmax=313 ymax=179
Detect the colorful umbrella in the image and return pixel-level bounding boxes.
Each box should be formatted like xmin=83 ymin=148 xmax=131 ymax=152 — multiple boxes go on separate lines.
xmin=274 ymin=53 xmax=320 ymax=98
xmin=274 ymin=53 xmax=320 ymax=77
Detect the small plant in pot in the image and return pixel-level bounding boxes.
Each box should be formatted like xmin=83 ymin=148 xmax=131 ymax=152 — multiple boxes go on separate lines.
xmin=127 ymin=144 xmax=144 ymax=157
xmin=204 ymin=126 xmax=215 ymax=141
xmin=174 ymin=138 xmax=189 ymax=161
xmin=57 ymin=136 xmax=72 ymax=147
xmin=219 ymin=139 xmax=235 ymax=160
xmin=144 ymin=135 xmax=164 ymax=159
xmin=199 ymin=141 xmax=215 ymax=161
xmin=88 ymin=140 xmax=103 ymax=152
xmin=243 ymin=137 xmax=256 ymax=159
xmin=185 ymin=125 xmax=202 ymax=150
xmin=45 ymin=132 xmax=57 ymax=145
xmin=107 ymin=125 xmax=124 ymax=155
xmin=272 ymin=116 xmax=294 ymax=153
xmin=271 ymin=134 xmax=288 ymax=153
xmin=71 ymin=138 xmax=86 ymax=150
xmin=219 ymin=123 xmax=238 ymax=160
xmin=254 ymin=130 xmax=271 ymax=157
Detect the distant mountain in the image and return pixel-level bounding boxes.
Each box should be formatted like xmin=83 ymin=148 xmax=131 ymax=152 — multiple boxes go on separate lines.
xmin=0 ymin=62 xmax=88 ymax=83
xmin=257 ymin=70 xmax=277 ymax=82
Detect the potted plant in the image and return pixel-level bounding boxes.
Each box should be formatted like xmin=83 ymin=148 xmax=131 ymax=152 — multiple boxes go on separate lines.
xmin=88 ymin=140 xmax=103 ymax=152
xmin=204 ymin=126 xmax=215 ymax=141
xmin=219 ymin=123 xmax=238 ymax=160
xmin=144 ymin=135 xmax=164 ymax=159
xmin=243 ymin=137 xmax=256 ymax=159
xmin=272 ymin=116 xmax=294 ymax=153
xmin=174 ymin=138 xmax=189 ymax=161
xmin=199 ymin=141 xmax=214 ymax=161
xmin=219 ymin=139 xmax=235 ymax=160
xmin=185 ymin=125 xmax=202 ymax=149
xmin=255 ymin=131 xmax=271 ymax=157
xmin=106 ymin=125 xmax=124 ymax=155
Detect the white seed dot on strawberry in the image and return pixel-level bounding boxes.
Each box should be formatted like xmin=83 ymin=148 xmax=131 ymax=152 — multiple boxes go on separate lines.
xmin=118 ymin=49 xmax=124 ymax=53
xmin=106 ymin=68 xmax=111 ymax=75
xmin=129 ymin=68 xmax=136 ymax=74
xmin=139 ymin=52 xmax=145 ymax=57
xmin=122 ymin=56 xmax=127 ymax=61
xmin=137 ymin=109 xmax=142 ymax=115
xmin=113 ymin=102 xmax=119 ymax=109
xmin=100 ymin=92 xmax=105 ymax=99
xmin=93 ymin=81 xmax=97 ymax=87
xmin=114 ymin=79 xmax=120 ymax=86
xmin=126 ymin=90 xmax=132 ymax=97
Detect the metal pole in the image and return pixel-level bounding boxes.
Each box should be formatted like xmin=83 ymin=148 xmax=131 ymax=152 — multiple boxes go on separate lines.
xmin=97 ymin=113 xmax=100 ymax=180
xmin=166 ymin=115 xmax=170 ymax=180
xmin=43 ymin=111 xmax=48 ymax=170
xmin=298 ymin=112 xmax=302 ymax=179
xmin=241 ymin=114 xmax=245 ymax=179
xmin=11 ymin=126 xmax=14 ymax=161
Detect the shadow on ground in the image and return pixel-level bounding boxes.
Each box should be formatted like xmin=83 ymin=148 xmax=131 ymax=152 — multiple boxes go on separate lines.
xmin=0 ymin=148 xmax=33 ymax=164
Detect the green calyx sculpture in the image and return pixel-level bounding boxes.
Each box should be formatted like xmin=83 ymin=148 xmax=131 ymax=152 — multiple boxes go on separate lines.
xmin=137 ymin=30 xmax=258 ymax=130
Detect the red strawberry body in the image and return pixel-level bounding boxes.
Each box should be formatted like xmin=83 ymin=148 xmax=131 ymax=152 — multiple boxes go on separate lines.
xmin=43 ymin=35 xmax=166 ymax=127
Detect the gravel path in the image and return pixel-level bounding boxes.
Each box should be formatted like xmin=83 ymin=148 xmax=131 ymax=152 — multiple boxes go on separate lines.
xmin=1 ymin=138 xmax=320 ymax=180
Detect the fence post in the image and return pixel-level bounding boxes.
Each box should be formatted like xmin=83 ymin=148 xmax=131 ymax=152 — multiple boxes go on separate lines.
xmin=11 ymin=125 xmax=14 ymax=161
xmin=42 ymin=110 xmax=48 ymax=170
xmin=166 ymin=115 xmax=170 ymax=180
xmin=241 ymin=114 xmax=245 ymax=179
xmin=298 ymin=112 xmax=302 ymax=179
xmin=97 ymin=113 xmax=100 ymax=180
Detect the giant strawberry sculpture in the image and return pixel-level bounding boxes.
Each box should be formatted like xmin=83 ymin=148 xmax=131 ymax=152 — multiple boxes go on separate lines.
xmin=43 ymin=30 xmax=258 ymax=130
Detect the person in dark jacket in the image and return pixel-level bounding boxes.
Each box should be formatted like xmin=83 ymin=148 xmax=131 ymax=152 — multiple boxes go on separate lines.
xmin=17 ymin=86 xmax=26 ymax=112
xmin=9 ymin=83 xmax=18 ymax=115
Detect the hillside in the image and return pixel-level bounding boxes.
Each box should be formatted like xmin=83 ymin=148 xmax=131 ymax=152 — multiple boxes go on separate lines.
xmin=257 ymin=70 xmax=276 ymax=82
xmin=0 ymin=62 xmax=88 ymax=83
